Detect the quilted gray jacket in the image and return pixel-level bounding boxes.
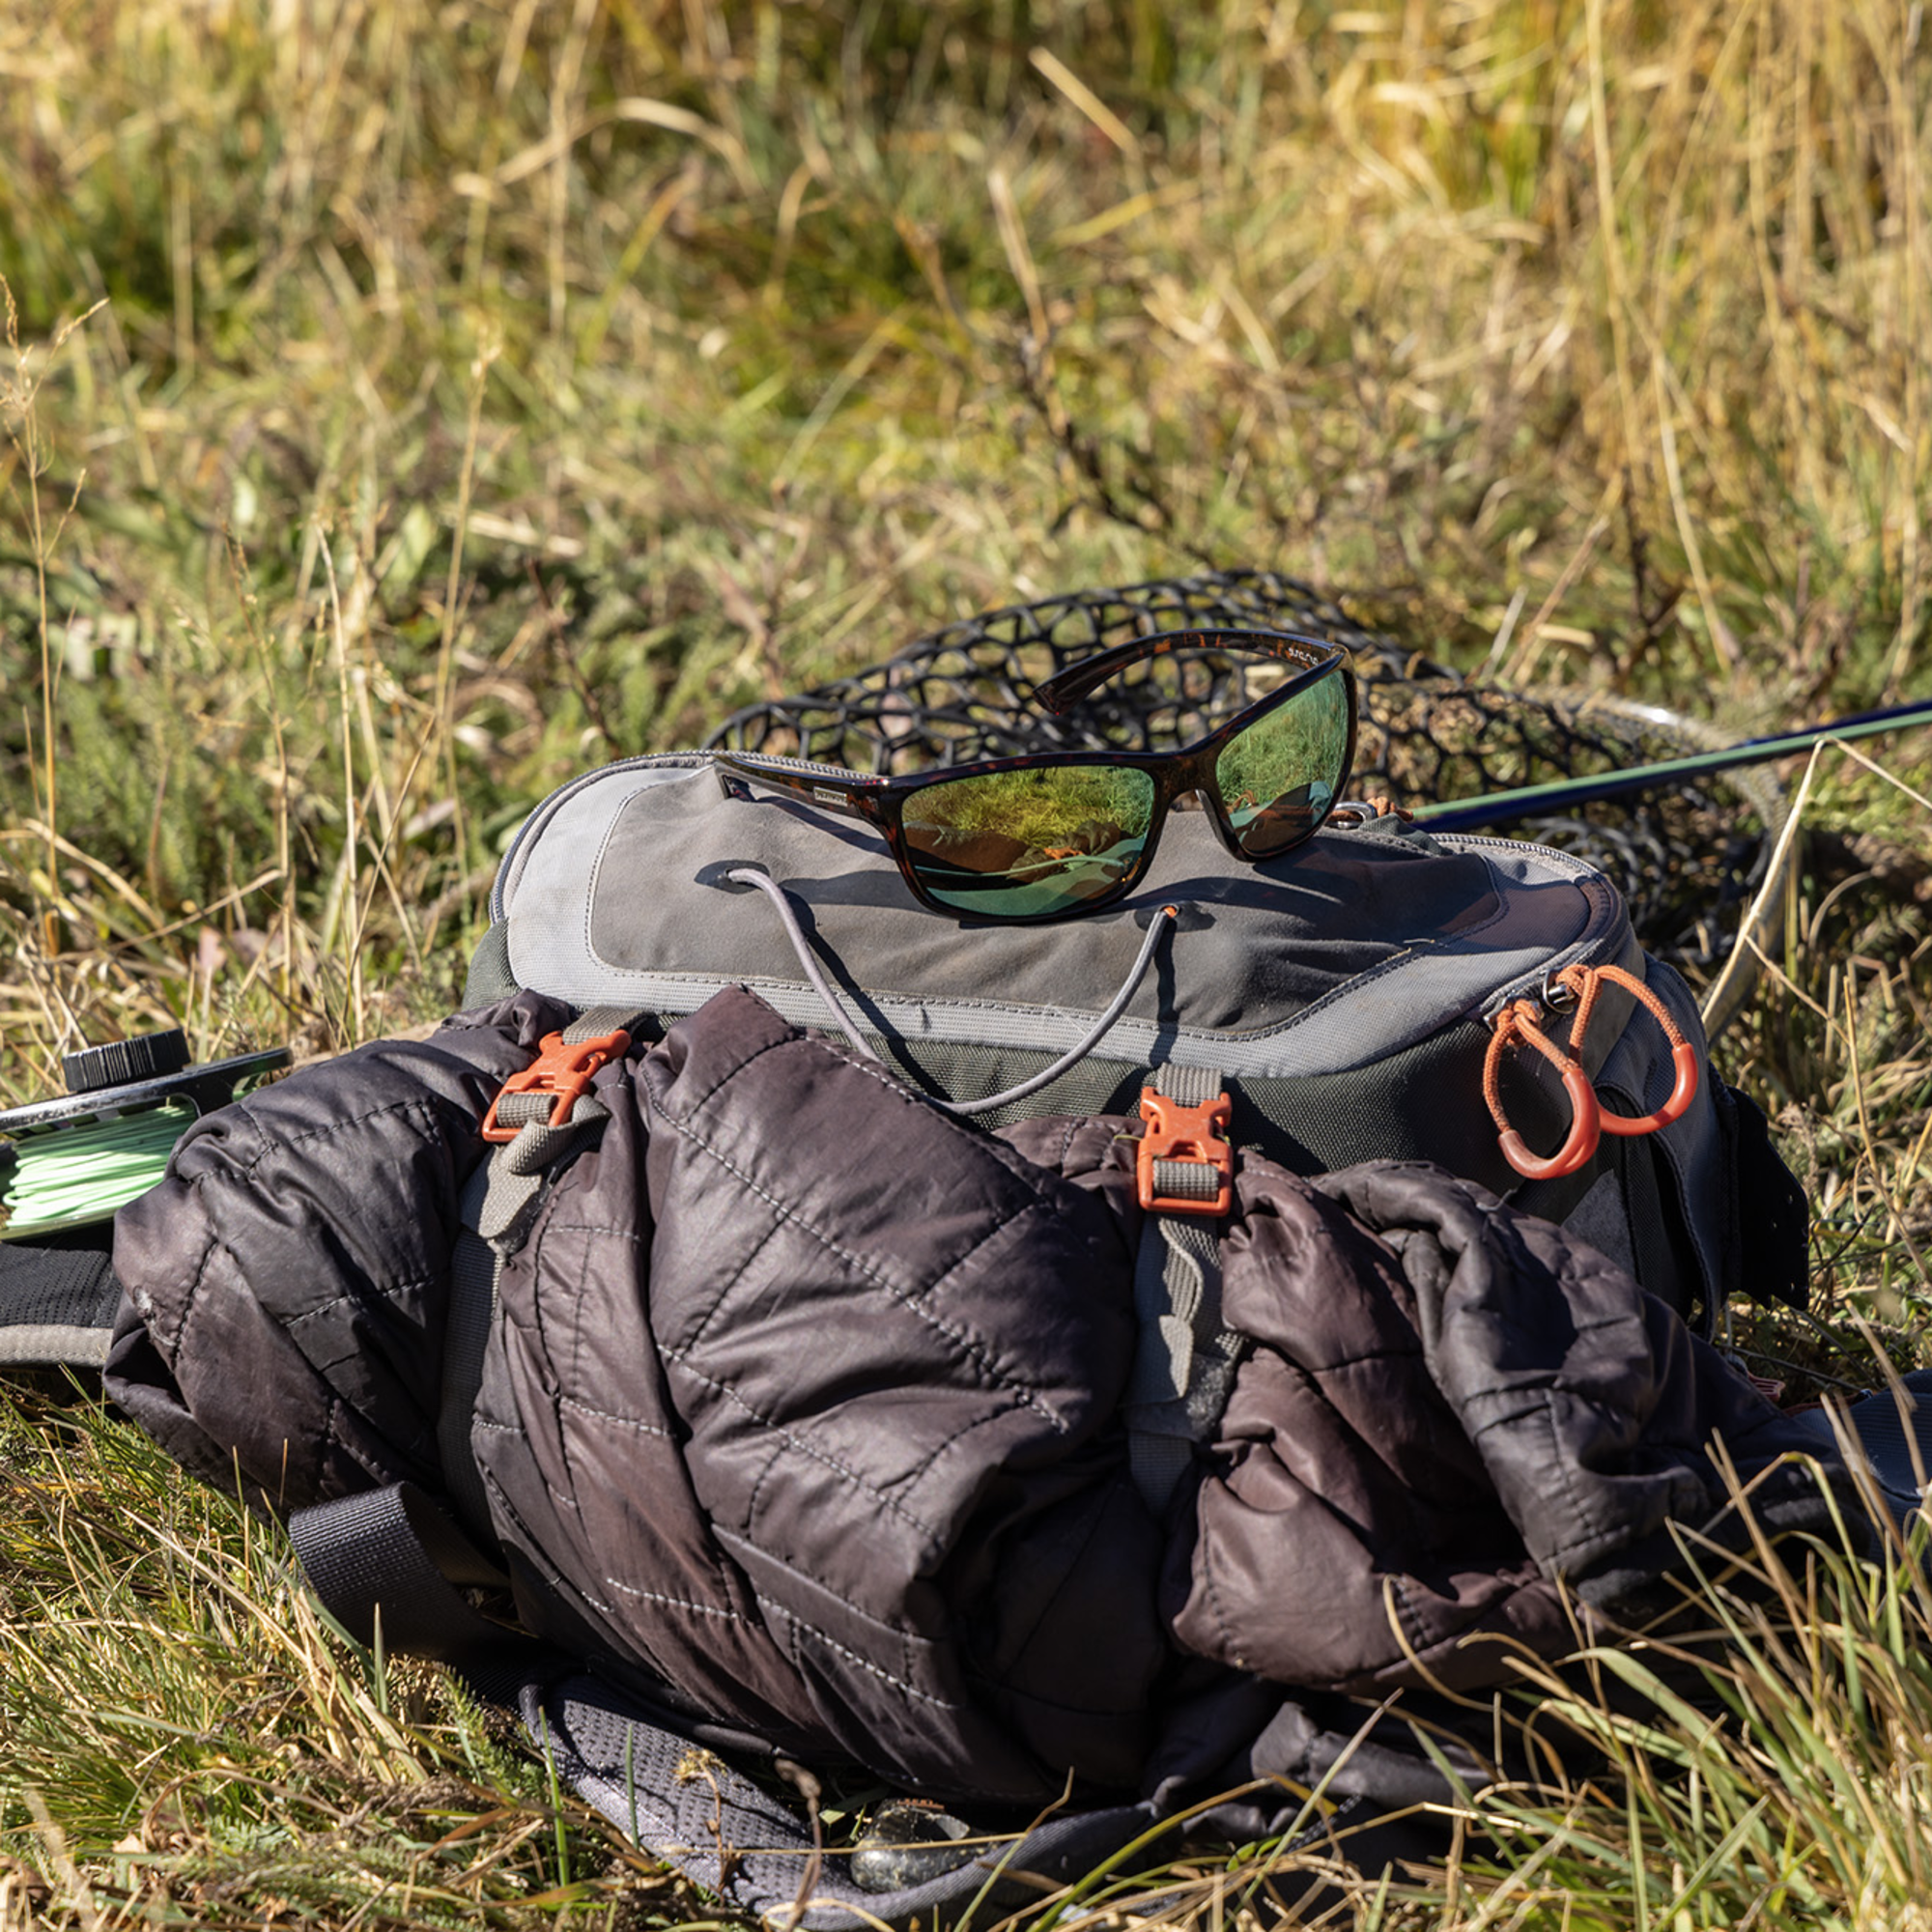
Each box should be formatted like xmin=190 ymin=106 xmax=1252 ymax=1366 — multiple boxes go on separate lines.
xmin=105 ymin=987 xmax=1841 ymax=1805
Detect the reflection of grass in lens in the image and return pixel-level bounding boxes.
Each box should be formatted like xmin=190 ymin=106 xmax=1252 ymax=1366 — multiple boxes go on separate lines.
xmin=909 ymin=766 xmax=1153 ymax=848
xmin=1214 ymin=680 xmax=1349 ymax=817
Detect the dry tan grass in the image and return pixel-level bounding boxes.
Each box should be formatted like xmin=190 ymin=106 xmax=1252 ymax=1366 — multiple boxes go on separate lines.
xmin=1 ymin=1 xmax=1929 ymax=1925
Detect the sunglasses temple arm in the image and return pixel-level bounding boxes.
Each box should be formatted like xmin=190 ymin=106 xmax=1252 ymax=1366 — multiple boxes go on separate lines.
xmin=1032 ymin=644 xmax=1172 ymax=712
xmin=713 ymin=758 xmax=872 ymax=819
xmin=1033 ymin=636 xmax=1339 ymax=713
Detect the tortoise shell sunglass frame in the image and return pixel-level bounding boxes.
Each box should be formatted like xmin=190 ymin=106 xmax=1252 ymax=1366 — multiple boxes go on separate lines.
xmin=709 ymin=627 xmax=1358 ymax=923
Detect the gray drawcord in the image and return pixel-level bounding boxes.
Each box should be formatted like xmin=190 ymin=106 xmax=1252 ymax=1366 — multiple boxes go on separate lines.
xmin=935 ymin=906 xmax=1177 ymax=1115
xmin=726 ymin=866 xmax=1179 ymax=1117
xmin=724 ymin=867 xmax=883 ymax=1064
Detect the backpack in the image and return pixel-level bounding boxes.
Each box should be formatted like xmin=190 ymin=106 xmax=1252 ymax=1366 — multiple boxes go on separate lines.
xmin=334 ymin=722 xmax=1809 ymax=1925
xmin=459 ymin=750 xmax=1807 ymax=1332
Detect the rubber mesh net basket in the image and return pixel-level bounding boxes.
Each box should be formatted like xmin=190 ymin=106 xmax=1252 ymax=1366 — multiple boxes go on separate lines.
xmin=706 ymin=569 xmax=1782 ymax=1030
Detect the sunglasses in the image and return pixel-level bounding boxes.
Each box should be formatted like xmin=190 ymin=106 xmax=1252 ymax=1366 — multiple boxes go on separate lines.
xmin=711 ymin=627 xmax=1357 ymax=923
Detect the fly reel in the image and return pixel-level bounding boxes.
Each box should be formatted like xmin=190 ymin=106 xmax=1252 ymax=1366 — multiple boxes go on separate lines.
xmin=0 ymin=1030 xmax=289 ymax=1242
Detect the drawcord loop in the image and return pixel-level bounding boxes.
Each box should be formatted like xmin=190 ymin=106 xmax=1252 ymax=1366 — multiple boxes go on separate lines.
xmin=1583 ymin=963 xmax=1700 ymax=1136
xmin=724 ymin=867 xmax=884 ymax=1065
xmin=1484 ymin=961 xmax=1700 ymax=1181
xmin=948 ymin=907 xmax=1178 ymax=1118
xmin=725 ymin=867 xmax=1180 ymax=1118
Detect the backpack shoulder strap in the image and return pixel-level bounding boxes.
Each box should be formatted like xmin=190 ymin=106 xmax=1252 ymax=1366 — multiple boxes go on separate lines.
xmin=1124 ymin=1064 xmax=1248 ymax=1514
xmin=440 ymin=1005 xmax=648 ymax=1541
xmin=287 ymin=1482 xmax=520 ymax=1670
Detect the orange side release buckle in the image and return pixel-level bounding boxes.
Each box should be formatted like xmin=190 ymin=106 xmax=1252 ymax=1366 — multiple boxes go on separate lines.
xmin=481 ymin=1029 xmax=631 ymax=1143
xmin=1136 ymin=1089 xmax=1235 ymax=1217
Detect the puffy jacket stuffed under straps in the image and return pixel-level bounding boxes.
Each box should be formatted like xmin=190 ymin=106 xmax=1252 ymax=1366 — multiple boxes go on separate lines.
xmin=106 ymin=984 xmax=1847 ymax=1810
xmin=1162 ymin=1158 xmax=1847 ymax=1696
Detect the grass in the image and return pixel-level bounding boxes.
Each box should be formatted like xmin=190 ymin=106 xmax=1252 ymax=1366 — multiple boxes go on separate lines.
xmin=0 ymin=1382 xmax=702 ymax=1928
xmin=1 ymin=0 xmax=1929 ymax=1923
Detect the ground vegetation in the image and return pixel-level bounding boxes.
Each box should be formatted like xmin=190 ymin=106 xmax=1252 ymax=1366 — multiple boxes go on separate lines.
xmin=2 ymin=1 xmax=1930 ymax=1923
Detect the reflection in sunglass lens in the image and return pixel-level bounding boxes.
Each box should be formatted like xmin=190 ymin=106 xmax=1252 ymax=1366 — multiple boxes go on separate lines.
xmin=1214 ymin=672 xmax=1351 ymax=858
xmin=901 ymin=765 xmax=1156 ymax=914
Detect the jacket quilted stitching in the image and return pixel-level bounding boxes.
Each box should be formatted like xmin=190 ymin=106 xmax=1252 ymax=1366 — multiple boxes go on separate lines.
xmin=106 ymin=986 xmax=1846 ymax=1806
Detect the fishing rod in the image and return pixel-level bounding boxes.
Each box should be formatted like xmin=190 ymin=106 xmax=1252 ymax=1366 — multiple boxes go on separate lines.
xmin=1409 ymin=693 xmax=1932 ymax=832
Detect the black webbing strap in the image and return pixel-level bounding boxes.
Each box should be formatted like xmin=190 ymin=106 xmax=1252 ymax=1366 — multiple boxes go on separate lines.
xmin=1849 ymin=1372 xmax=1932 ymax=1504
xmin=0 ymin=1238 xmax=121 ymax=1368
xmin=287 ymin=1483 xmax=519 ymax=1666
xmin=1786 ymin=1368 xmax=1932 ymax=1529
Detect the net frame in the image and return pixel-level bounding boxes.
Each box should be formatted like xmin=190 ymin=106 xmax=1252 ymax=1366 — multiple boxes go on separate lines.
xmin=705 ymin=568 xmax=1782 ymax=1019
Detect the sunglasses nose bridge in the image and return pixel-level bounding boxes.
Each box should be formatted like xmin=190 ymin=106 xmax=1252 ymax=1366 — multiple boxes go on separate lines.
xmin=1170 ymin=740 xmax=1219 ymax=796
xmin=1157 ymin=756 xmax=1244 ymax=866
xmin=1172 ymin=746 xmax=1233 ymax=818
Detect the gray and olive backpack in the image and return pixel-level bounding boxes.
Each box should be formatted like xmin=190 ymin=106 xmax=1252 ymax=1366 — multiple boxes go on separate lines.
xmin=463 ymin=743 xmax=1805 ymax=1333
xmin=407 ymin=659 xmax=1813 ymax=1924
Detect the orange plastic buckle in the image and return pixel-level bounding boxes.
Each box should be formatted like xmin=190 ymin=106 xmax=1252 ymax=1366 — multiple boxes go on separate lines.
xmin=1136 ymin=1089 xmax=1235 ymax=1217
xmin=481 ymin=1029 xmax=631 ymax=1143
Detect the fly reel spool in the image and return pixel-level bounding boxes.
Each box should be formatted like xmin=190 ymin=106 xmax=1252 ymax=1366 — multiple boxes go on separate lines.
xmin=0 ymin=1030 xmax=289 ymax=1242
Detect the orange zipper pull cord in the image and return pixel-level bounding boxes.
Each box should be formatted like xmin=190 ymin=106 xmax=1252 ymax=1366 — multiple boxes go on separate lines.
xmin=1483 ymin=997 xmax=1600 ymax=1179
xmin=1555 ymin=961 xmax=1701 ymax=1137
xmin=1484 ymin=962 xmax=1701 ymax=1181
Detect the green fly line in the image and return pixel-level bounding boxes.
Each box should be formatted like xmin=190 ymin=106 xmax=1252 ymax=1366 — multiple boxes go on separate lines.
xmin=0 ymin=1102 xmax=194 ymax=1241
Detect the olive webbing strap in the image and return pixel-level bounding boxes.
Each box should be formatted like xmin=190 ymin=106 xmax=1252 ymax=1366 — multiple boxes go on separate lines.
xmin=1124 ymin=1063 xmax=1247 ymax=1514
xmin=440 ymin=1007 xmax=647 ymax=1544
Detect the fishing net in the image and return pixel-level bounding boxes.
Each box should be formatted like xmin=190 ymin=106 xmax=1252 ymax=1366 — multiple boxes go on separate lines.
xmin=706 ymin=569 xmax=1783 ymax=1029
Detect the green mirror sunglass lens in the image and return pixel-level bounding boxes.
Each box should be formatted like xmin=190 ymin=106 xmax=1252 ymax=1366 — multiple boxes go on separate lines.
xmin=901 ymin=766 xmax=1155 ymax=914
xmin=1215 ymin=674 xmax=1351 ymax=858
